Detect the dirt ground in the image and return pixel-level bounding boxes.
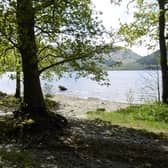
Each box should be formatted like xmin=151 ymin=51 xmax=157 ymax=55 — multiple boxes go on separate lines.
xmin=0 ymin=118 xmax=168 ymax=168
xmin=0 ymin=94 xmax=168 ymax=168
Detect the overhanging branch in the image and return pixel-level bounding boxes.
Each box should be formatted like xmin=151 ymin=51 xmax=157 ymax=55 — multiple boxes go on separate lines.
xmin=38 ymin=43 xmax=107 ymax=75
xmin=38 ymin=53 xmax=93 ymax=75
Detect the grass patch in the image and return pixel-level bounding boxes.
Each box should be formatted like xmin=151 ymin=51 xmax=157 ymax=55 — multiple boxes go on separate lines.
xmin=0 ymin=150 xmax=38 ymax=168
xmin=45 ymin=98 xmax=59 ymax=110
xmin=87 ymin=103 xmax=168 ymax=134
xmin=0 ymin=96 xmax=20 ymax=106
xmin=0 ymin=94 xmax=59 ymax=110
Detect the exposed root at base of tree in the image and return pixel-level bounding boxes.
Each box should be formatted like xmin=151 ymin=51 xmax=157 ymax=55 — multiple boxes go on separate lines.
xmin=13 ymin=109 xmax=68 ymax=132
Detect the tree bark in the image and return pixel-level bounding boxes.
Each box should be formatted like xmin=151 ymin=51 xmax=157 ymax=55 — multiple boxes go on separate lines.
xmin=158 ymin=0 xmax=168 ymax=103
xmin=16 ymin=0 xmax=46 ymax=119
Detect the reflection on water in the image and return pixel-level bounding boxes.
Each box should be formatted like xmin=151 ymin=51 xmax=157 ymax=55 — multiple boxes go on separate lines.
xmin=0 ymin=71 xmax=161 ymax=103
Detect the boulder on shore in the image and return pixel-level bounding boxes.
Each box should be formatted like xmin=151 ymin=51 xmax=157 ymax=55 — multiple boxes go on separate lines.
xmin=58 ymin=85 xmax=67 ymax=91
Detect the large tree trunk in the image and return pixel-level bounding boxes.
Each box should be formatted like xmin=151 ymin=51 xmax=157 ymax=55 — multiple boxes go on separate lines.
xmin=158 ymin=0 xmax=168 ymax=103
xmin=16 ymin=0 xmax=46 ymax=119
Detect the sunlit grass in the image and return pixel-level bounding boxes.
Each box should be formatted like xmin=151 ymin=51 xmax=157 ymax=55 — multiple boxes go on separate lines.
xmin=87 ymin=103 xmax=168 ymax=134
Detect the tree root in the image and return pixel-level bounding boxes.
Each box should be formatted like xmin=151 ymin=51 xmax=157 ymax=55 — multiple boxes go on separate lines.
xmin=13 ymin=108 xmax=68 ymax=132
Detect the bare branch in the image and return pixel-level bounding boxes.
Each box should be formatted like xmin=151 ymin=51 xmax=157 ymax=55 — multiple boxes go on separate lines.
xmin=7 ymin=37 xmax=18 ymax=48
xmin=127 ymin=0 xmax=135 ymax=10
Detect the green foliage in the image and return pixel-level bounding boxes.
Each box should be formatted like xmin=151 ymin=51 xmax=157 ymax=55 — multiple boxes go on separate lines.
xmin=87 ymin=103 xmax=168 ymax=133
xmin=0 ymin=46 xmax=18 ymax=72
xmin=34 ymin=0 xmax=106 ymax=82
xmin=137 ymin=0 xmax=144 ymax=6
xmin=118 ymin=0 xmax=159 ymax=49
xmin=0 ymin=0 xmax=108 ymax=84
xmin=0 ymin=0 xmax=20 ymax=73
xmin=45 ymin=98 xmax=60 ymax=110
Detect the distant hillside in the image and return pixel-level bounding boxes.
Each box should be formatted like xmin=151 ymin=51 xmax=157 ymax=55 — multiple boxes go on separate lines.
xmin=136 ymin=50 xmax=160 ymax=65
xmin=100 ymin=47 xmax=163 ymax=70
xmin=101 ymin=47 xmax=141 ymax=68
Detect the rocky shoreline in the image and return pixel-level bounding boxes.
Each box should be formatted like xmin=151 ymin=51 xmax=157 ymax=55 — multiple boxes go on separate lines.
xmin=50 ymin=94 xmax=129 ymax=118
xmin=0 ymin=94 xmax=129 ymax=118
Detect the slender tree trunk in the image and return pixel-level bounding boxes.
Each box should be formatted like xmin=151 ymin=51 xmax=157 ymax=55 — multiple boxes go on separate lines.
xmin=158 ymin=0 xmax=168 ymax=103
xmin=16 ymin=0 xmax=46 ymax=119
xmin=15 ymin=70 xmax=21 ymax=99
xmin=15 ymin=55 xmax=21 ymax=99
xmin=156 ymin=65 xmax=161 ymax=102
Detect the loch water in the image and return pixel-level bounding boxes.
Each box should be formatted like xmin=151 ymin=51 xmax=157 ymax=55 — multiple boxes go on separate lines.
xmin=0 ymin=70 xmax=161 ymax=104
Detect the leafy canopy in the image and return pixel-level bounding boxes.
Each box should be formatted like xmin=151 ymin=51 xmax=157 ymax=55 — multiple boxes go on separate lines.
xmin=111 ymin=0 xmax=160 ymax=51
xmin=0 ymin=0 xmax=109 ymax=83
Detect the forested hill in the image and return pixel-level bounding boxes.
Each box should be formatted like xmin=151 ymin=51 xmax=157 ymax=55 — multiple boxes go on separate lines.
xmin=103 ymin=47 xmax=141 ymax=64
xmin=100 ymin=47 xmax=162 ymax=70
xmin=136 ymin=50 xmax=160 ymax=65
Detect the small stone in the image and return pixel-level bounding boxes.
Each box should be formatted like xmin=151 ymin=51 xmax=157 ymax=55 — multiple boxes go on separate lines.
xmin=46 ymin=155 xmax=55 ymax=160
xmin=145 ymin=163 xmax=152 ymax=167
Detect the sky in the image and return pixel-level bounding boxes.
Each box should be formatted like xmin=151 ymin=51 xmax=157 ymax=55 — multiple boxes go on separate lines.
xmin=91 ymin=0 xmax=132 ymax=29
xmin=91 ymin=0 xmax=157 ymax=56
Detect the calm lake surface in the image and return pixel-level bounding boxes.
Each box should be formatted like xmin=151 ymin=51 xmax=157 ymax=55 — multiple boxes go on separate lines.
xmin=0 ymin=71 xmax=161 ymax=103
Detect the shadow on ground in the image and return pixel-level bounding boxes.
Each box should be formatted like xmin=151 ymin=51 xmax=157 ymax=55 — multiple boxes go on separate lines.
xmin=0 ymin=118 xmax=168 ymax=168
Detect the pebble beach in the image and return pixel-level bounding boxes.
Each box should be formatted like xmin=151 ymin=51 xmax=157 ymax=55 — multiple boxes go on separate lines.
xmin=51 ymin=94 xmax=129 ymax=118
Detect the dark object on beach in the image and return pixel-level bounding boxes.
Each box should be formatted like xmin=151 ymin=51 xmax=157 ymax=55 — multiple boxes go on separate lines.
xmin=58 ymin=85 xmax=67 ymax=91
